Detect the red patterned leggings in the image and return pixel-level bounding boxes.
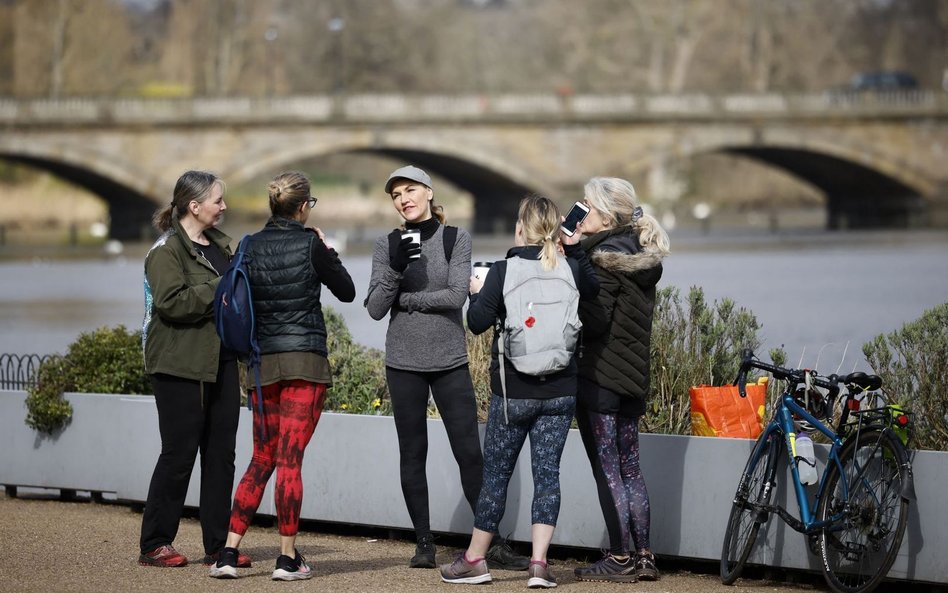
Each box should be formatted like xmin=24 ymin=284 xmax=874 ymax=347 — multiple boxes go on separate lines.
xmin=228 ymin=380 xmax=327 ymax=537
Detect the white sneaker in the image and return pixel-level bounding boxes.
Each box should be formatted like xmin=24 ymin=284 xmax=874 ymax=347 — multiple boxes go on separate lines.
xmin=271 ymin=550 xmax=313 ymax=581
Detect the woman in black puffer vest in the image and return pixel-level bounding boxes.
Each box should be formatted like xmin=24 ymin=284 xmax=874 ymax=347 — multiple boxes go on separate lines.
xmin=572 ymin=177 xmax=669 ymax=584
xmin=209 ymin=171 xmax=355 ymax=581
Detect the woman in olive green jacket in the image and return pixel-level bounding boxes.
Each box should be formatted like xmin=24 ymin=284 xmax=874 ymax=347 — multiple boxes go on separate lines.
xmin=139 ymin=170 xmax=244 ymax=569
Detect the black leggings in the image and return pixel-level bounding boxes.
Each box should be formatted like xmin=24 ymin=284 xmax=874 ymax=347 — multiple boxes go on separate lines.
xmin=140 ymin=360 xmax=240 ymax=555
xmin=386 ymin=365 xmax=484 ymax=538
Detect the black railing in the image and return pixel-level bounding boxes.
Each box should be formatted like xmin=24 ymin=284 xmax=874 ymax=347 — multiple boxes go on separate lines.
xmin=0 ymin=354 xmax=51 ymax=390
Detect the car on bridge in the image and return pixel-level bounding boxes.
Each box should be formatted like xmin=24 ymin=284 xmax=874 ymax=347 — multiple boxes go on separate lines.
xmin=847 ymin=70 xmax=919 ymax=92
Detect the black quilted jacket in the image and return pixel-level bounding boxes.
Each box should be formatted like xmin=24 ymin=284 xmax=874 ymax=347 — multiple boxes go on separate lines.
xmin=578 ymin=227 xmax=664 ymax=403
xmin=245 ymin=218 xmax=328 ymax=356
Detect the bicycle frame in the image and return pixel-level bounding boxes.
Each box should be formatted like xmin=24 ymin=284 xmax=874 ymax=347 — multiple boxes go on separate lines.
xmin=759 ymin=390 xmax=849 ymax=535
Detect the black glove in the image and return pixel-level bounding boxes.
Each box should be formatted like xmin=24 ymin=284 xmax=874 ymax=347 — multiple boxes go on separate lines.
xmin=391 ymin=236 xmax=421 ymax=272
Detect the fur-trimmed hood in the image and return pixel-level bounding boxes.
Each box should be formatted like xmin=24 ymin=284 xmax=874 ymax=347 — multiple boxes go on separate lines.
xmin=582 ymin=227 xmax=664 ymax=284
xmin=590 ymin=248 xmax=664 ymax=275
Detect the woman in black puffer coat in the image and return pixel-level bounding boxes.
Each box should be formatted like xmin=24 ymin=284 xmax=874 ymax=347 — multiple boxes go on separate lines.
xmin=571 ymin=177 xmax=670 ymax=584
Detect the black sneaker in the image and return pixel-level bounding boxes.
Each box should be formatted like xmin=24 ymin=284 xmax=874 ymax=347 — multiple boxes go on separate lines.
xmin=574 ymin=553 xmax=637 ymax=583
xmin=485 ymin=536 xmax=530 ymax=571
xmin=272 ymin=550 xmax=313 ymax=581
xmin=634 ymin=552 xmax=660 ymax=581
xmin=409 ymin=535 xmax=436 ymax=569
xmin=208 ymin=546 xmax=239 ymax=579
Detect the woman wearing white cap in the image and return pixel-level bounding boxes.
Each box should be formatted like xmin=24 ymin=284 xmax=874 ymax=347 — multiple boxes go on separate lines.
xmin=365 ymin=165 xmax=526 ymax=571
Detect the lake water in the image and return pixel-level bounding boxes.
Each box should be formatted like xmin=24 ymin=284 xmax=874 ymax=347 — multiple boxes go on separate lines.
xmin=1 ymin=230 xmax=945 ymax=374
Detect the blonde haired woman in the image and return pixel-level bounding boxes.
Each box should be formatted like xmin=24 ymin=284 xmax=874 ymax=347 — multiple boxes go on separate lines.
xmin=572 ymin=177 xmax=669 ymax=583
xmin=439 ymin=195 xmax=599 ymax=588
xmin=209 ymin=171 xmax=355 ymax=580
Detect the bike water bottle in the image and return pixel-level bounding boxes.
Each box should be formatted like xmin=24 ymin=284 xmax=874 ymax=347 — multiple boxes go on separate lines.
xmin=795 ymin=432 xmax=818 ymax=485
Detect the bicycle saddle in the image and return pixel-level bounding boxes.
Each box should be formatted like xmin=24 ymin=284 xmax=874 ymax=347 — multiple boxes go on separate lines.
xmin=843 ymin=371 xmax=882 ymax=391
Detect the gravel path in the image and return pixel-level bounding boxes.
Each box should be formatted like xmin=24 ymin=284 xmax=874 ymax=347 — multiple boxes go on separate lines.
xmin=0 ymin=492 xmax=914 ymax=593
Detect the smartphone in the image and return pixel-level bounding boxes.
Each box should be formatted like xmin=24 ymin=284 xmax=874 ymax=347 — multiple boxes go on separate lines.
xmin=561 ymin=201 xmax=591 ymax=236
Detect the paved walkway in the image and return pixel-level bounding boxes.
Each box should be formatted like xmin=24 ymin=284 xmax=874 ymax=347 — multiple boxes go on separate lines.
xmin=0 ymin=492 xmax=918 ymax=593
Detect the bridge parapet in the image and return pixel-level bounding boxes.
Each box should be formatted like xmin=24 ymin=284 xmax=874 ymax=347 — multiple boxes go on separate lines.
xmin=1 ymin=92 xmax=944 ymax=126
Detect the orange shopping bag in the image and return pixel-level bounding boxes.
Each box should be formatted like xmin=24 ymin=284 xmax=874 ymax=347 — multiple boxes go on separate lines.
xmin=689 ymin=378 xmax=768 ymax=438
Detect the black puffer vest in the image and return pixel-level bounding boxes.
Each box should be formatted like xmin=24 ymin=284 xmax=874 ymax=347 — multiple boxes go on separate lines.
xmin=245 ymin=217 xmax=327 ymax=356
xmin=578 ymin=227 xmax=664 ymax=402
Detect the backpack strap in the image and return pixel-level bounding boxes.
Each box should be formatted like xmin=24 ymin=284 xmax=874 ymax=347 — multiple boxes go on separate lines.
xmin=498 ymin=319 xmax=509 ymax=425
xmin=236 ymin=235 xmax=267 ymax=443
xmin=442 ymin=225 xmax=458 ymax=262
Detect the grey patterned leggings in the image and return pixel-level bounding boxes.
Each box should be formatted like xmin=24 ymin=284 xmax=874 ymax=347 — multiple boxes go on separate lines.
xmin=473 ymin=394 xmax=576 ymax=533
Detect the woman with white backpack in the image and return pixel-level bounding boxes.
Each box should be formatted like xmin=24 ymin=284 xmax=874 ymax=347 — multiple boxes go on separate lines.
xmin=439 ymin=194 xmax=599 ymax=588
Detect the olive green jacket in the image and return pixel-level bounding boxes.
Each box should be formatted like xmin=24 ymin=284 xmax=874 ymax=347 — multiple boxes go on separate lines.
xmin=142 ymin=217 xmax=232 ymax=382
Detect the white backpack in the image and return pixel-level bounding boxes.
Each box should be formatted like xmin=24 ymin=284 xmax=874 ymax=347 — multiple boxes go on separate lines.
xmin=498 ymin=256 xmax=582 ymax=420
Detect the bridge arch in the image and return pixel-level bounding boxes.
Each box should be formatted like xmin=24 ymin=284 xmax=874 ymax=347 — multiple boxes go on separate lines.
xmin=0 ymin=142 xmax=162 ymax=240
xmin=221 ymin=136 xmax=553 ymax=234
xmin=637 ymin=135 xmax=933 ymax=229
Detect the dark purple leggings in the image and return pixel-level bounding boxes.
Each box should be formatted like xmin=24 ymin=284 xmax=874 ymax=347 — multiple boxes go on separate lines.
xmin=575 ymin=406 xmax=651 ymax=554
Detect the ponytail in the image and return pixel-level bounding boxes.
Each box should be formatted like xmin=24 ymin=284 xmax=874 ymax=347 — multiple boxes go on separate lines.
xmin=634 ymin=213 xmax=670 ymax=255
xmin=538 ymin=234 xmax=558 ymax=271
xmin=517 ymin=194 xmax=562 ymax=272
xmin=431 ymin=201 xmax=446 ymax=225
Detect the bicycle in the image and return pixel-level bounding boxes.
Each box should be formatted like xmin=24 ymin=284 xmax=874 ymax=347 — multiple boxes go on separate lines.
xmin=720 ymin=349 xmax=915 ymax=593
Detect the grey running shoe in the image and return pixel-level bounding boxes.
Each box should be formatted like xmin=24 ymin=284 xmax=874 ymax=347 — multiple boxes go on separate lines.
xmin=634 ymin=552 xmax=660 ymax=581
xmin=485 ymin=536 xmax=530 ymax=571
xmin=439 ymin=552 xmax=492 ymax=584
xmin=573 ymin=553 xmax=637 ymax=583
xmin=409 ymin=535 xmax=437 ymax=568
xmin=271 ymin=550 xmax=313 ymax=581
xmin=527 ymin=561 xmax=557 ymax=588
xmin=208 ymin=546 xmax=239 ymax=579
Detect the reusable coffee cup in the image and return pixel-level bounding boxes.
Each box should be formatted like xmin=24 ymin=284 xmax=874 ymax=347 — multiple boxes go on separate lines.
xmin=402 ymin=228 xmax=421 ymax=259
xmin=472 ymin=261 xmax=493 ymax=281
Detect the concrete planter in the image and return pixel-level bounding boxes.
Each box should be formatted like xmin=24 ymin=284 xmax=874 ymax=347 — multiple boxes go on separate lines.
xmin=0 ymin=390 xmax=944 ymax=585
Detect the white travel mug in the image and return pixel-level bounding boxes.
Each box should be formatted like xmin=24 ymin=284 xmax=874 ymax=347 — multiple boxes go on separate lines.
xmin=472 ymin=261 xmax=493 ymax=281
xmin=402 ymin=229 xmax=421 ymax=259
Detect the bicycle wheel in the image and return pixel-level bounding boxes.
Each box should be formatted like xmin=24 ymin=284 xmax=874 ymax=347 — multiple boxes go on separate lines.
xmin=720 ymin=431 xmax=781 ymax=584
xmin=818 ymin=429 xmax=909 ymax=593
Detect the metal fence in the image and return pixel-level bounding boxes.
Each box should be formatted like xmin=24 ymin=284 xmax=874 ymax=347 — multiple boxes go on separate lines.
xmin=0 ymin=354 xmax=50 ymax=390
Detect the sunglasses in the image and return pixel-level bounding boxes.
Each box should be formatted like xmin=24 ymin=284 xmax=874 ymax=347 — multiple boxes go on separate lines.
xmin=306 ymin=196 xmax=318 ymax=208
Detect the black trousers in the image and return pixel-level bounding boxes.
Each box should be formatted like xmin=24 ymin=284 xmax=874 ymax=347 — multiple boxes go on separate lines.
xmin=140 ymin=359 xmax=239 ymax=555
xmin=386 ymin=365 xmax=484 ymax=539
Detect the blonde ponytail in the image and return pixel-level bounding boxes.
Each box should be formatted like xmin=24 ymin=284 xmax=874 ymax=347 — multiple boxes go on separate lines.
xmin=517 ymin=194 xmax=562 ymax=272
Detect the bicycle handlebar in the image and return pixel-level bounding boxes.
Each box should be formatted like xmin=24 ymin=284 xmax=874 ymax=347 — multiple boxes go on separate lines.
xmin=734 ymin=348 xmax=841 ymax=398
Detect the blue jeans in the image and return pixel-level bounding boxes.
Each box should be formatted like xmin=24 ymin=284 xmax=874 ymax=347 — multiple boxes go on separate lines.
xmin=474 ymin=394 xmax=575 ymax=533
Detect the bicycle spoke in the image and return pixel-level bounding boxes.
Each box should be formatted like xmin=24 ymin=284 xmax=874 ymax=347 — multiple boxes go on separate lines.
xmin=721 ymin=433 xmax=779 ymax=585
xmin=818 ymin=430 xmax=908 ymax=593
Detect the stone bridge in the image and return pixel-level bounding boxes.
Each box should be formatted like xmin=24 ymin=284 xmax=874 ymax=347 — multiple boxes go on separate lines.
xmin=1 ymin=92 xmax=947 ymax=238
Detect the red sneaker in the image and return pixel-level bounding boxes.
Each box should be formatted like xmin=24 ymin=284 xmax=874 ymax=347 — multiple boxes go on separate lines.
xmin=139 ymin=545 xmax=188 ymax=567
xmin=203 ymin=550 xmax=252 ymax=568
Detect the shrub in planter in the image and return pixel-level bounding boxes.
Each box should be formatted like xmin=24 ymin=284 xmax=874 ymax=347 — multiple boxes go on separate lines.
xmin=862 ymin=302 xmax=948 ymax=451
xmin=466 ymin=328 xmax=494 ymax=422
xmin=324 ymin=307 xmax=390 ymax=415
xmin=26 ymin=325 xmax=149 ymax=433
xmin=648 ymin=286 xmax=765 ymax=435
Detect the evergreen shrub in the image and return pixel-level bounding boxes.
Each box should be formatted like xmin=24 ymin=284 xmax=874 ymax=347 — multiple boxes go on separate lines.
xmin=26 ymin=325 xmax=149 ymax=433
xmin=863 ymin=302 xmax=948 ymax=451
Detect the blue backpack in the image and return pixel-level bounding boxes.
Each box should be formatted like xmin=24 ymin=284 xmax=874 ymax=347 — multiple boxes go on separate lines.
xmin=213 ymin=236 xmax=265 ymax=441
